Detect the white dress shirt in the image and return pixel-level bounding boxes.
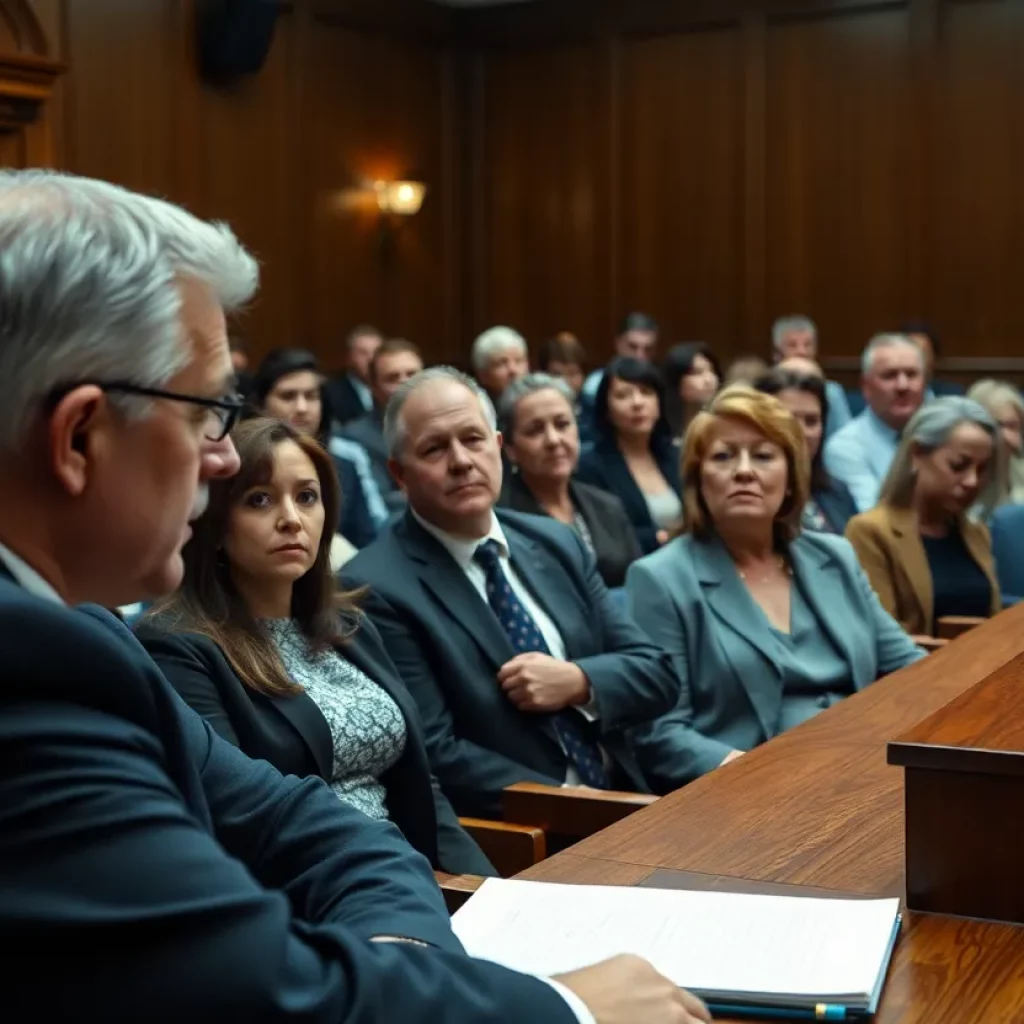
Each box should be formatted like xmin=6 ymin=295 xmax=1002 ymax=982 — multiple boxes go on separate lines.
xmin=823 ymin=407 xmax=901 ymax=512
xmin=0 ymin=541 xmax=63 ymax=605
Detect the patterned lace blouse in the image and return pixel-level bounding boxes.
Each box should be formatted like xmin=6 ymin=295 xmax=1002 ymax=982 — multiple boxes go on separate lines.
xmin=264 ymin=619 xmax=407 ymax=820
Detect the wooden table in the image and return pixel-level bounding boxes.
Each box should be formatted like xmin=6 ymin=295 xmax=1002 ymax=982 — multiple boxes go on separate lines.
xmin=518 ymin=605 xmax=1024 ymax=1022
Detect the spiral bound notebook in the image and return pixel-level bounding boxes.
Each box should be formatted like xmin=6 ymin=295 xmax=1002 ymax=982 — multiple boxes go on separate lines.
xmin=452 ymin=878 xmax=901 ymax=1018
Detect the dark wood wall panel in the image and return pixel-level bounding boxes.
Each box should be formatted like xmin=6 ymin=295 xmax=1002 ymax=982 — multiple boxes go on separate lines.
xmin=618 ymin=27 xmax=744 ymax=346
xmin=765 ymin=7 xmax=913 ymax=354
xmin=47 ymin=0 xmax=456 ymax=369
xmin=476 ymin=44 xmax=605 ymax=348
xmin=464 ymin=0 xmax=1024 ymax=372
xmin=929 ymin=0 xmax=1024 ymax=354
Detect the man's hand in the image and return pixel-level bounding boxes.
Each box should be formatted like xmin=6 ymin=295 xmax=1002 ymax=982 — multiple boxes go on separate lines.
xmin=555 ymin=954 xmax=711 ymax=1024
xmin=497 ymin=653 xmax=590 ymax=712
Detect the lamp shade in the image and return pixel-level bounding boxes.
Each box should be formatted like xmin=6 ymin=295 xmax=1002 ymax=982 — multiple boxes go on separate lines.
xmin=374 ymin=180 xmax=427 ymax=216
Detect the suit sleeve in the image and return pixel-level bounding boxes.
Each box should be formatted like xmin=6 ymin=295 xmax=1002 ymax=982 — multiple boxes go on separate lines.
xmin=359 ymin=588 xmax=562 ymax=816
xmin=606 ymin=495 xmax=643 ymax=564
xmin=0 ymin=696 xmax=576 ymax=1023
xmin=824 ymin=433 xmax=881 ymax=513
xmin=844 ymin=517 xmax=901 ymax=622
xmin=430 ymin=776 xmax=499 ymax=876
xmin=334 ymin=455 xmax=379 ymax=549
xmin=138 ymin=629 xmax=241 ymax=746
xmin=567 ymin=533 xmax=678 ymax=732
xmin=625 ymin=560 xmax=734 ymax=790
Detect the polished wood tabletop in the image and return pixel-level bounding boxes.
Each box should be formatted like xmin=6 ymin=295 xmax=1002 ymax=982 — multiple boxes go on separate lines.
xmin=519 ymin=604 xmax=1024 ymax=1022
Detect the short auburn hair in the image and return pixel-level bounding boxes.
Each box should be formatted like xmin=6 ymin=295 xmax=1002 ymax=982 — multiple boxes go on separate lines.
xmin=679 ymin=385 xmax=810 ymax=543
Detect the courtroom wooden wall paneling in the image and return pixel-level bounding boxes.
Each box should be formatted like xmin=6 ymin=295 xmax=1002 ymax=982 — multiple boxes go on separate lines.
xmin=462 ymin=0 xmax=1024 ymax=370
xmin=52 ymin=0 xmax=458 ymax=369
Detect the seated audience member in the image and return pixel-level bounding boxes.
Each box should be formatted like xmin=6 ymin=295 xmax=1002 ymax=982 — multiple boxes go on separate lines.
xmin=661 ymin=342 xmax=721 ymax=441
xmin=845 ymin=398 xmax=1003 ymax=636
xmin=472 ymin=325 xmax=529 ymax=401
xmin=576 ymin=356 xmax=681 ymax=553
xmin=626 ymin=387 xmax=923 ymax=791
xmin=756 ymin=369 xmax=858 ymax=534
xmin=581 ymin=311 xmax=659 ymax=403
xmin=344 ymin=367 xmax=677 ymax=818
xmin=325 ymin=323 xmax=382 ymax=427
xmin=498 ymin=374 xmax=641 ymax=588
xmin=229 ymin=333 xmax=254 ymax=397
xmin=341 ymin=338 xmax=424 ymax=513
xmin=824 ymin=333 xmax=926 ymax=513
xmin=250 ymin=347 xmax=387 ymax=547
xmin=900 ymin=321 xmax=965 ymax=398
xmin=0 ymin=169 xmax=718 ymax=1023
xmin=538 ymin=332 xmax=587 ymax=397
xmin=967 ymin=379 xmax=1024 ymax=504
xmin=772 ymin=315 xmax=852 ymax=437
xmin=136 ymin=418 xmax=493 ymax=876
xmin=723 ymin=354 xmax=769 ymax=387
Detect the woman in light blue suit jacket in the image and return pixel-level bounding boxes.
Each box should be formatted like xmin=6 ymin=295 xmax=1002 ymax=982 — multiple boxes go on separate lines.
xmin=627 ymin=386 xmax=923 ymax=793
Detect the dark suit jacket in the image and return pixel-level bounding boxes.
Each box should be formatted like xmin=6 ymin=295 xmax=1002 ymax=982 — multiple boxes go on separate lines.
xmin=814 ymin=479 xmax=859 ymax=535
xmin=333 ymin=452 xmax=379 ymax=548
xmin=343 ymin=509 xmax=677 ymax=817
xmin=0 ymin=579 xmax=573 ymax=1022
xmin=499 ymin=474 xmax=642 ymax=588
xmin=326 ymin=372 xmax=372 ymax=428
xmin=134 ymin=617 xmax=494 ymax=876
xmin=575 ymin=437 xmax=681 ymax=554
xmin=340 ymin=408 xmax=406 ymax=513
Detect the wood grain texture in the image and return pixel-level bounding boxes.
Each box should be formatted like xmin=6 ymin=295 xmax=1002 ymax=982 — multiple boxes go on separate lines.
xmin=502 ymin=782 xmax=657 ymax=838
xmin=458 ymin=817 xmax=547 ymax=878
xmin=522 ymin=605 xmax=1024 ymax=1022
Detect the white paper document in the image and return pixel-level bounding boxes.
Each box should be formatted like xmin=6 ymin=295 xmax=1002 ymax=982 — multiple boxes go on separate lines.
xmin=452 ymin=878 xmax=901 ymax=1007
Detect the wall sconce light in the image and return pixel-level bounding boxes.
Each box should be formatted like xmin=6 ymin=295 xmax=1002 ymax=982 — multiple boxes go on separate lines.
xmin=374 ymin=180 xmax=427 ymax=217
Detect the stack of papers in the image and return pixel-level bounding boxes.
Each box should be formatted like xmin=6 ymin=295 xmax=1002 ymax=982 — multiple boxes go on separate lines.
xmin=453 ymin=878 xmax=901 ymax=1017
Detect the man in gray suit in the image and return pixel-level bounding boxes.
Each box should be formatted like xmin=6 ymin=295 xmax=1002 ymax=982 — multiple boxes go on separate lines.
xmin=341 ymin=338 xmax=423 ymax=513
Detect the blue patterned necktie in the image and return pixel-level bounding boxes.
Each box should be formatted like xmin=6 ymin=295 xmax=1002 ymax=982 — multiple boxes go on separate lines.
xmin=473 ymin=538 xmax=609 ymax=789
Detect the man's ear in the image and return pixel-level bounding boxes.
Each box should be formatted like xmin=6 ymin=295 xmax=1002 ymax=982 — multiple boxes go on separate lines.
xmin=48 ymin=386 xmax=105 ymax=497
xmin=387 ymin=456 xmax=406 ymax=494
xmin=495 ymin=430 xmax=504 ymax=452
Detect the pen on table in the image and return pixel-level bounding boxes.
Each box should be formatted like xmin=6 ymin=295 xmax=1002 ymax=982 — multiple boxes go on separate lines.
xmin=705 ymin=1003 xmax=854 ymax=1021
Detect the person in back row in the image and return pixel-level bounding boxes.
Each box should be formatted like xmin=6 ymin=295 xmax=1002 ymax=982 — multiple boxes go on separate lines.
xmin=771 ymin=315 xmax=852 ymax=438
xmin=661 ymin=342 xmax=721 ymax=442
xmin=498 ymin=374 xmax=641 ymax=589
xmin=325 ymin=323 xmax=382 ymax=427
xmin=472 ymin=325 xmax=529 ymax=402
xmin=343 ymin=367 xmax=677 ymax=818
xmin=576 ymin=356 xmax=681 ymax=553
xmin=625 ymin=386 xmax=923 ymax=792
xmin=824 ymin=333 xmax=926 ymax=512
xmin=250 ymin=347 xmax=387 ymax=548
xmin=0 ymin=169 xmax=717 ymax=1024
xmin=136 ymin=417 xmax=494 ymax=876
xmin=340 ymin=337 xmax=424 ymax=513
xmin=581 ymin=311 xmax=659 ymax=404
xmin=967 ymin=378 xmax=1024 ymax=505
xmin=845 ymin=397 xmax=1003 ymax=637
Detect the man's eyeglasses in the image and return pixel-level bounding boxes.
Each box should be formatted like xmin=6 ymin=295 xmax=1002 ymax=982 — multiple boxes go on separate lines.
xmin=50 ymin=381 xmax=245 ymax=442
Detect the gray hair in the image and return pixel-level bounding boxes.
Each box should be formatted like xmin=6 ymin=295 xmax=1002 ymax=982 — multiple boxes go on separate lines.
xmin=771 ymin=315 xmax=817 ymax=354
xmin=497 ymin=373 xmax=576 ymax=436
xmin=967 ymin=379 xmax=1024 ymax=425
xmin=471 ymin=325 xmax=527 ymax=372
xmin=384 ymin=365 xmax=497 ymax=459
xmin=861 ymin=333 xmax=922 ymax=375
xmin=0 ymin=169 xmax=258 ymax=452
xmin=880 ymin=396 xmax=1007 ymax=514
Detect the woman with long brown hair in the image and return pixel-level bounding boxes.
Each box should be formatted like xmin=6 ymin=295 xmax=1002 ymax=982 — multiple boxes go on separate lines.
xmin=136 ymin=417 xmax=493 ymax=875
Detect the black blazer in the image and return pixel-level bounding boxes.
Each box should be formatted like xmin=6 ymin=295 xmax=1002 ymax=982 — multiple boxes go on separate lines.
xmin=575 ymin=437 xmax=682 ymax=555
xmin=0 ymin=578 xmax=574 ymax=1022
xmin=134 ymin=616 xmax=494 ymax=877
xmin=343 ymin=509 xmax=677 ymax=817
xmin=814 ymin=479 xmax=859 ymax=535
xmin=499 ymin=474 xmax=642 ymax=588
xmin=325 ymin=372 xmax=371 ymax=428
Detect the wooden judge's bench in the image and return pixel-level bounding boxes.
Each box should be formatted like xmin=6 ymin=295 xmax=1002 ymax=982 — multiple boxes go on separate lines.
xmin=450 ymin=605 xmax=1024 ymax=1023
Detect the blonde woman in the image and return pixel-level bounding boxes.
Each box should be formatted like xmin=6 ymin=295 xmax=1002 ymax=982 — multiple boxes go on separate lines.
xmin=967 ymin=379 xmax=1024 ymax=504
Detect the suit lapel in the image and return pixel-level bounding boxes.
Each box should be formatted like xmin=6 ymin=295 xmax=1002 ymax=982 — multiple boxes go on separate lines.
xmin=399 ymin=514 xmax=516 ymax=670
xmin=266 ymin=688 xmax=334 ymax=780
xmin=693 ymin=537 xmax=781 ymax=738
xmin=788 ymin=539 xmax=865 ymax=688
xmin=889 ymin=507 xmax=933 ymax=630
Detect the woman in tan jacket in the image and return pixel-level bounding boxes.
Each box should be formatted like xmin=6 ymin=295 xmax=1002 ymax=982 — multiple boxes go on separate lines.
xmin=845 ymin=397 xmax=1005 ymax=636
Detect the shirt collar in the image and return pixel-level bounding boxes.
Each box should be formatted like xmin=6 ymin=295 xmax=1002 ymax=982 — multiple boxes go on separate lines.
xmin=411 ymin=507 xmax=509 ymax=570
xmin=863 ymin=407 xmax=900 ymax=442
xmin=0 ymin=541 xmax=65 ymax=605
